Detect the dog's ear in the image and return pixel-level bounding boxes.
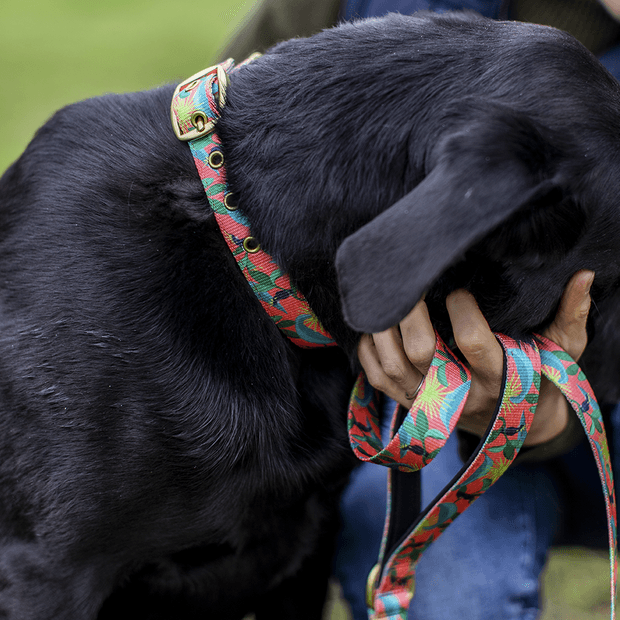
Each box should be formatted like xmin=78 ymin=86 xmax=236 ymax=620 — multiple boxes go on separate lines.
xmin=335 ymin=108 xmax=563 ymax=333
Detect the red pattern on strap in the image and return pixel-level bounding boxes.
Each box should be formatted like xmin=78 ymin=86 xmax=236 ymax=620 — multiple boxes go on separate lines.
xmin=538 ymin=335 xmax=617 ymax=619
xmin=354 ymin=334 xmax=617 ymax=620
xmin=170 ymin=59 xmax=336 ymax=349
xmin=348 ymin=333 xmax=471 ymax=472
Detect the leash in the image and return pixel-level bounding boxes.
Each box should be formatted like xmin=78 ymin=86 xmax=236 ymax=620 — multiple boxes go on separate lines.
xmin=170 ymin=59 xmax=617 ymax=619
xmin=351 ymin=333 xmax=617 ymax=619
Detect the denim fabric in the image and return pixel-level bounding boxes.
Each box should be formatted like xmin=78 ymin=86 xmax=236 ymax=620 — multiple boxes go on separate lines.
xmin=334 ymin=399 xmax=561 ymax=620
xmin=600 ymin=43 xmax=620 ymax=81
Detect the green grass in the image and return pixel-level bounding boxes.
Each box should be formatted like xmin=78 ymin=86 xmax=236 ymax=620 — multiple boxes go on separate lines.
xmin=0 ymin=0 xmax=255 ymax=173
xmin=540 ymin=547 xmax=612 ymax=620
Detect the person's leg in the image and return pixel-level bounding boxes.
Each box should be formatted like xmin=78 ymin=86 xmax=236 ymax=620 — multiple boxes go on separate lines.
xmin=335 ymin=398 xmax=560 ymax=620
xmin=335 ymin=461 xmax=387 ymax=620
xmin=412 ymin=441 xmax=559 ymax=620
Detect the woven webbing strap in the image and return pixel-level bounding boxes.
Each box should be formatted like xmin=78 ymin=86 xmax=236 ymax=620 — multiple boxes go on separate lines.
xmin=350 ymin=334 xmax=617 ymax=620
xmin=349 ymin=333 xmax=472 ymax=471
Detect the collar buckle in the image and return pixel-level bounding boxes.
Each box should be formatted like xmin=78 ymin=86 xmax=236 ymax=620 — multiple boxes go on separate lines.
xmin=170 ymin=61 xmax=232 ymax=142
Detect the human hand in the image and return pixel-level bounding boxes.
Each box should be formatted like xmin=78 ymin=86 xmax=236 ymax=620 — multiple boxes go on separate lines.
xmin=357 ymin=270 xmax=595 ymax=446
xmin=600 ymin=0 xmax=620 ymax=20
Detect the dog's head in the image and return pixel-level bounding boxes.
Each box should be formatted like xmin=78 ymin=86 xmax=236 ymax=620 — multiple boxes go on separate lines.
xmin=220 ymin=12 xmax=620 ymax=399
xmin=335 ymin=96 xmax=620 ymax=337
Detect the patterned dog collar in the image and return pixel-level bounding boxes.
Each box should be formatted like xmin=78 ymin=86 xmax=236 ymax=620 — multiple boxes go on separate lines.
xmin=170 ymin=58 xmax=336 ymax=349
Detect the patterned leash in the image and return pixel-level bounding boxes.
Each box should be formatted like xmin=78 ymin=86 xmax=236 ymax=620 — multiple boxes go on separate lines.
xmin=349 ymin=333 xmax=617 ymax=620
xmin=170 ymin=59 xmax=617 ymax=620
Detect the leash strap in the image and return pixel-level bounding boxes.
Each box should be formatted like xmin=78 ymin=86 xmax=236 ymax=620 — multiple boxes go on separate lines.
xmin=170 ymin=60 xmax=335 ymax=349
xmin=349 ymin=333 xmax=471 ymax=471
xmin=537 ymin=334 xmax=618 ymax=619
xmin=355 ymin=335 xmax=616 ymax=620
xmin=355 ymin=334 xmax=539 ymax=618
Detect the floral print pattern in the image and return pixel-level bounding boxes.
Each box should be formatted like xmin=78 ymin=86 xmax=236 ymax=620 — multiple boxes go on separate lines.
xmin=357 ymin=335 xmax=616 ymax=620
xmin=170 ymin=60 xmax=335 ymax=349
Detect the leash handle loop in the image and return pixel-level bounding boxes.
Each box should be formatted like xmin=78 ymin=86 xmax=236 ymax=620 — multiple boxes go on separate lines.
xmin=364 ymin=333 xmax=617 ymax=620
xmin=367 ymin=334 xmax=539 ymax=619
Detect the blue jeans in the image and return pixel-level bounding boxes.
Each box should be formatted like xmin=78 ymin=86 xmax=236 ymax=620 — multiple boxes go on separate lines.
xmin=334 ymin=401 xmax=563 ymax=620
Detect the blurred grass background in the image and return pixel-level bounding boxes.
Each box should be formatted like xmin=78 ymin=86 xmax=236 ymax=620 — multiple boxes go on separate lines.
xmin=0 ymin=0 xmax=254 ymax=173
xmin=0 ymin=1 xmax=613 ymax=618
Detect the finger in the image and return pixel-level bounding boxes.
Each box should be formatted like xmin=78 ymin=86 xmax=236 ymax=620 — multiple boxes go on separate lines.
xmin=543 ymin=270 xmax=594 ymax=361
xmin=446 ymin=289 xmax=503 ymax=386
xmin=446 ymin=290 xmax=503 ymax=434
xmin=399 ymin=298 xmax=437 ymax=376
xmin=357 ymin=333 xmax=421 ymax=408
xmin=371 ymin=323 xmax=425 ymax=400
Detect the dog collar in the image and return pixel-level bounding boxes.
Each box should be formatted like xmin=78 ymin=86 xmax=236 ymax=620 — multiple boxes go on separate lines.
xmin=171 ymin=59 xmax=336 ymax=349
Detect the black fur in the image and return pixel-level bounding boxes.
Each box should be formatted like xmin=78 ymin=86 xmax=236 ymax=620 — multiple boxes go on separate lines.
xmin=1 ymin=11 xmax=619 ymax=619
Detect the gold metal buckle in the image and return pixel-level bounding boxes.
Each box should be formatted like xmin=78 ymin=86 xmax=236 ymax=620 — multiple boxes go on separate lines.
xmin=366 ymin=563 xmax=380 ymax=610
xmin=171 ymin=62 xmax=231 ymax=142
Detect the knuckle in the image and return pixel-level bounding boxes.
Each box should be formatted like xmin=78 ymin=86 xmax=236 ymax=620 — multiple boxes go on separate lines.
xmin=404 ymin=337 xmax=436 ymax=370
xmin=364 ymin=367 xmax=389 ymax=392
xmin=381 ymin=362 xmax=407 ymax=384
xmin=570 ymin=335 xmax=589 ymax=361
xmin=544 ymin=325 xmax=588 ymax=360
xmin=456 ymin=330 xmax=487 ymax=359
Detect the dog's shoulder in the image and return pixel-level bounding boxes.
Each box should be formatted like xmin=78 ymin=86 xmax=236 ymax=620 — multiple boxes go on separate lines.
xmin=0 ymin=84 xmax=354 ymax=488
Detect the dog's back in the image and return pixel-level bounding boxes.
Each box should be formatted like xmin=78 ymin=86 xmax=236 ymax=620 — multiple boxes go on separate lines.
xmin=0 ymin=83 xmax=355 ymax=619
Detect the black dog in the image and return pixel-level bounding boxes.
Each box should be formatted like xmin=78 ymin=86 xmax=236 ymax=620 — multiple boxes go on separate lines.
xmin=1 ymin=11 xmax=620 ymax=620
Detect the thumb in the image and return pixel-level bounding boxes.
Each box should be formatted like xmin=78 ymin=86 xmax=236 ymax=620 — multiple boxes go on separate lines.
xmin=542 ymin=270 xmax=594 ymax=361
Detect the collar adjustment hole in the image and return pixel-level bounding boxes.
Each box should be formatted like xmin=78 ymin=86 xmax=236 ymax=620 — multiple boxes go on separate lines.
xmin=243 ymin=237 xmax=261 ymax=253
xmin=224 ymin=192 xmax=238 ymax=210
xmin=208 ymin=150 xmax=224 ymax=169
